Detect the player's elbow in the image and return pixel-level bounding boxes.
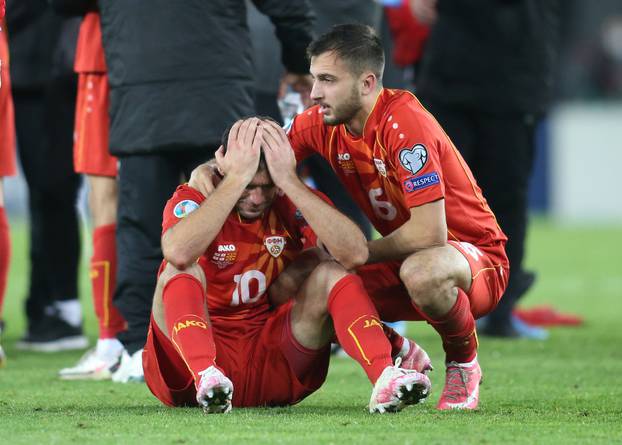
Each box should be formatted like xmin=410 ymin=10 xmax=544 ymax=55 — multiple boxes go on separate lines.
xmin=162 ymin=244 xmax=194 ymax=270
xmin=335 ymin=242 xmax=369 ymax=270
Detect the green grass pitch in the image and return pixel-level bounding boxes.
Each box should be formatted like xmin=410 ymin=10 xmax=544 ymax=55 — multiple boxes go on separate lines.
xmin=1 ymin=218 xmax=621 ymax=444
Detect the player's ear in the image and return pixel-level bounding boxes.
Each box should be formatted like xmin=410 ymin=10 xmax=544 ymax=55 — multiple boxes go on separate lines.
xmin=361 ymin=72 xmax=377 ymax=96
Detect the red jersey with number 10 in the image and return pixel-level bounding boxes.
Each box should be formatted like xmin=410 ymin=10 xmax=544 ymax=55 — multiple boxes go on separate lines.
xmin=288 ymin=88 xmax=507 ymax=252
xmin=162 ymin=185 xmax=319 ymax=330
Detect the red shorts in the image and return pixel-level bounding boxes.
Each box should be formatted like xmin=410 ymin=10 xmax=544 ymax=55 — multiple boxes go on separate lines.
xmin=73 ymin=73 xmax=117 ymax=177
xmin=0 ymin=28 xmax=16 ymax=177
xmin=143 ymin=301 xmax=330 ymax=408
xmin=358 ymin=241 xmax=508 ymax=321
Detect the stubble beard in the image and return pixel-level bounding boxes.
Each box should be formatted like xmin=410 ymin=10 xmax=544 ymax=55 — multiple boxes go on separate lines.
xmin=322 ymin=84 xmax=362 ymax=127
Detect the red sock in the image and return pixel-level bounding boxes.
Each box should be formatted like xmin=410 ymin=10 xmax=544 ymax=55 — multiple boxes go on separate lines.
xmin=419 ymin=289 xmax=477 ymax=363
xmin=327 ymin=275 xmax=392 ymax=384
xmin=91 ymin=224 xmax=126 ymax=338
xmin=381 ymin=323 xmax=405 ymax=358
xmin=0 ymin=207 xmax=9 ymax=318
xmin=162 ymin=273 xmax=217 ymax=384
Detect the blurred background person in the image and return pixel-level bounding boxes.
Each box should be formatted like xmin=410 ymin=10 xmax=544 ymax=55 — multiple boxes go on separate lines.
xmin=51 ymin=0 xmax=126 ymax=380
xmin=412 ymin=0 xmax=561 ymax=338
xmin=0 ymin=0 xmax=16 ymax=366
xmin=6 ymin=0 xmax=86 ymax=351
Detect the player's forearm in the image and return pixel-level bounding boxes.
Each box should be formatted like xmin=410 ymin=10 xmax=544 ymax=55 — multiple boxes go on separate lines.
xmin=368 ymin=200 xmax=448 ymax=263
xmin=162 ymin=177 xmax=246 ymax=269
xmin=367 ymin=219 xmax=446 ymax=264
xmin=280 ymin=178 xmax=369 ymax=270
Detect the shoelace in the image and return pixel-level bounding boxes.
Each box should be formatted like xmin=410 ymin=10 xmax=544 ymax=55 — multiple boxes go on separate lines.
xmin=443 ymin=366 xmax=471 ymax=402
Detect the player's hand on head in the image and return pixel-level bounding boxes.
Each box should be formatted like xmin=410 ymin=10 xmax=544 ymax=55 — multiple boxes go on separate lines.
xmin=222 ymin=118 xmax=263 ymax=185
xmin=188 ymin=159 xmax=220 ymax=197
xmin=261 ymin=120 xmax=297 ymax=189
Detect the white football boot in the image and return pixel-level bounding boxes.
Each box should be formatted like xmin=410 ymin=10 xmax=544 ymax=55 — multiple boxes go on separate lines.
xmin=369 ymin=358 xmax=432 ymax=413
xmin=196 ymin=366 xmax=234 ymax=414
xmin=59 ymin=338 xmax=124 ymax=380
xmin=111 ymin=348 xmax=145 ymax=383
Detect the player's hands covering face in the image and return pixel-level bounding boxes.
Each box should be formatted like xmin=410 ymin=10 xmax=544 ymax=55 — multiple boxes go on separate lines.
xmin=261 ymin=120 xmax=298 ymax=189
xmin=216 ymin=118 xmax=263 ymax=186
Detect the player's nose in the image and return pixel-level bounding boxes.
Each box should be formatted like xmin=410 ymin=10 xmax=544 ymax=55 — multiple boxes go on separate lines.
xmin=248 ymin=188 xmax=266 ymax=206
xmin=310 ymin=81 xmax=322 ymax=102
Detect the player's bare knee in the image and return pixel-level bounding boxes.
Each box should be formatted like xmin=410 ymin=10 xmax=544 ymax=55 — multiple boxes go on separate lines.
xmin=158 ymin=262 xmax=205 ymax=289
xmin=300 ymin=261 xmax=349 ymax=317
xmin=400 ymin=259 xmax=451 ymax=307
xmin=309 ymin=260 xmax=349 ymax=300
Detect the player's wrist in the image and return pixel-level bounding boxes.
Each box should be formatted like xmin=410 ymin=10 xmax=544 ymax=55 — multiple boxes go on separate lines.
xmin=275 ymin=172 xmax=303 ymax=195
xmin=219 ymin=173 xmax=250 ymax=191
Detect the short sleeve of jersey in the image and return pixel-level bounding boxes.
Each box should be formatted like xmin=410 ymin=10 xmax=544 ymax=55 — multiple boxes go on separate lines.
xmin=382 ymin=101 xmax=446 ymax=208
xmin=162 ymin=185 xmax=206 ymax=235
xmin=286 ymin=106 xmax=328 ymax=163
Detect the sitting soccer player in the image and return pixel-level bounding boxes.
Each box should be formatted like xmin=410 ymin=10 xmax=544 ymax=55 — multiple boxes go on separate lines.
xmin=143 ymin=117 xmax=432 ymax=414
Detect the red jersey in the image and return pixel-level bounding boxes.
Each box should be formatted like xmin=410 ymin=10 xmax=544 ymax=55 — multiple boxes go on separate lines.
xmin=288 ymin=88 xmax=506 ymax=249
xmin=0 ymin=16 xmax=16 ymax=177
xmin=0 ymin=1 xmax=5 ymax=21
xmin=74 ymin=11 xmax=106 ymax=73
xmin=162 ymin=185 xmax=319 ymax=329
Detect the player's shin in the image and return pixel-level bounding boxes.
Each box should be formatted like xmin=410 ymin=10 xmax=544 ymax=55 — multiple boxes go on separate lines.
xmin=417 ymin=289 xmax=477 ymax=363
xmin=91 ymin=224 xmax=125 ymax=339
xmin=162 ymin=274 xmax=218 ymax=384
xmin=327 ymin=275 xmax=392 ymax=384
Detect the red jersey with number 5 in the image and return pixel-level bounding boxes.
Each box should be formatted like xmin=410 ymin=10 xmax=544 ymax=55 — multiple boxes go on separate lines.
xmin=162 ymin=185 xmax=319 ymax=329
xmin=288 ymin=88 xmax=507 ymax=251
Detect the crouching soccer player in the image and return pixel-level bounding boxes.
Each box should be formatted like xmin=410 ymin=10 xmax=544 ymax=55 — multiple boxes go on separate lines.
xmin=143 ymin=117 xmax=432 ymax=414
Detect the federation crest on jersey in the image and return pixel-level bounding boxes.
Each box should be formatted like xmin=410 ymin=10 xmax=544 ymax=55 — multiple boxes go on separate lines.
xmin=173 ymin=200 xmax=199 ymax=218
xmin=264 ymin=236 xmax=286 ymax=258
xmin=373 ymin=158 xmax=387 ymax=177
xmin=399 ymin=144 xmax=428 ymax=175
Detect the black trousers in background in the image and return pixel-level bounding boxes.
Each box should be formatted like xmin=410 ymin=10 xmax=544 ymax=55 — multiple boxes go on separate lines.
xmin=114 ymin=149 xmax=217 ymax=354
xmin=421 ymin=101 xmax=539 ymax=326
xmin=12 ymin=78 xmax=81 ymax=328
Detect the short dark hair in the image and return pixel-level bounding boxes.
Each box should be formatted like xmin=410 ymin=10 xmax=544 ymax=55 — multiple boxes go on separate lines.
xmin=221 ymin=116 xmax=280 ymax=170
xmin=307 ymin=24 xmax=385 ymax=81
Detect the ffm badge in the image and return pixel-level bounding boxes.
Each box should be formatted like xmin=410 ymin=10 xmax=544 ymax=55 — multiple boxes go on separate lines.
xmin=373 ymin=158 xmax=387 ymax=177
xmin=264 ymin=236 xmax=286 ymax=258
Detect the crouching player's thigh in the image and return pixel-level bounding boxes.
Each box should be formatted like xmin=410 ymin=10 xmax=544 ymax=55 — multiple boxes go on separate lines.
xmin=357 ymin=241 xmax=508 ymax=322
xmin=446 ymin=240 xmax=509 ymax=319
